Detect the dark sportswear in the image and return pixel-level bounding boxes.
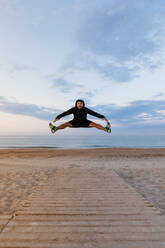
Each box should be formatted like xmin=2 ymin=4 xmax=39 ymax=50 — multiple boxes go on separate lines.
xmin=56 ymin=107 xmax=105 ymax=128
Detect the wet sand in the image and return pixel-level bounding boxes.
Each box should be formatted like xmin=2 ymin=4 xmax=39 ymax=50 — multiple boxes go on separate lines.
xmin=0 ymin=147 xmax=165 ymax=159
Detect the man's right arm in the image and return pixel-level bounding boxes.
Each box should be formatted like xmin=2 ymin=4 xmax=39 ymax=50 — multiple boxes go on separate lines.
xmin=54 ymin=107 xmax=75 ymax=121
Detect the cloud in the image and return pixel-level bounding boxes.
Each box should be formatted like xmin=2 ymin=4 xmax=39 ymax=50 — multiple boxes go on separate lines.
xmin=92 ymin=99 xmax=165 ymax=129
xmin=76 ymin=90 xmax=97 ymax=99
xmin=0 ymin=96 xmax=165 ymax=133
xmin=0 ymin=96 xmax=61 ymax=120
xmin=62 ymin=0 xmax=165 ymax=82
xmin=50 ymin=77 xmax=83 ymax=93
xmin=92 ymin=63 xmax=139 ymax=82
xmin=78 ymin=1 xmax=161 ymax=60
xmin=0 ymin=0 xmax=20 ymax=14
xmin=154 ymin=92 xmax=165 ymax=98
xmin=11 ymin=64 xmax=36 ymax=73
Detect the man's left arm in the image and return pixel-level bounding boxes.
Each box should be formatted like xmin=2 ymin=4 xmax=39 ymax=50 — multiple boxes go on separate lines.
xmin=86 ymin=107 xmax=108 ymax=121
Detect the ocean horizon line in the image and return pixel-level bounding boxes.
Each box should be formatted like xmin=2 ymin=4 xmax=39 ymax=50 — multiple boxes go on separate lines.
xmin=0 ymin=135 xmax=165 ymax=149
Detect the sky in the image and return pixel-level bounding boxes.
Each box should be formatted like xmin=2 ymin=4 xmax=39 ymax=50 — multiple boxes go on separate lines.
xmin=0 ymin=0 xmax=165 ymax=136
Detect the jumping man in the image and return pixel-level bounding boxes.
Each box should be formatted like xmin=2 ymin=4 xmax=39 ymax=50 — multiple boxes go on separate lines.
xmin=49 ymin=99 xmax=111 ymax=134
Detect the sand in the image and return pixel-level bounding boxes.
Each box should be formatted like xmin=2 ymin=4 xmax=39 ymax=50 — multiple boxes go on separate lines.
xmin=0 ymin=147 xmax=165 ymax=215
xmin=1 ymin=148 xmax=165 ymax=247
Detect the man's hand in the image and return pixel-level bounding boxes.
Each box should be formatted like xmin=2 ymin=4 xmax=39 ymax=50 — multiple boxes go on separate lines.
xmin=102 ymin=117 xmax=108 ymax=122
xmin=53 ymin=118 xmax=59 ymax=123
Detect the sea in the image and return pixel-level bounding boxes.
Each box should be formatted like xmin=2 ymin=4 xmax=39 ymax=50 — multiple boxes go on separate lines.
xmin=0 ymin=135 xmax=165 ymax=149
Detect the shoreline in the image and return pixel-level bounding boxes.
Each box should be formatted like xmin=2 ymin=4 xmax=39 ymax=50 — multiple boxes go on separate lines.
xmin=0 ymin=147 xmax=165 ymax=159
xmin=1 ymin=146 xmax=165 ymax=149
xmin=1 ymin=145 xmax=165 ymax=149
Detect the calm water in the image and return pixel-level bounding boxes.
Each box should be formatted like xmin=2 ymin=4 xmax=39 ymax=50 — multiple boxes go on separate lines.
xmin=0 ymin=135 xmax=165 ymax=149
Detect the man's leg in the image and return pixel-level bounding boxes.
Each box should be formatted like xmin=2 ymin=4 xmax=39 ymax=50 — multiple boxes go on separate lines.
xmin=56 ymin=122 xmax=72 ymax=130
xmin=89 ymin=122 xmax=111 ymax=133
xmin=49 ymin=122 xmax=72 ymax=134
xmin=89 ymin=122 xmax=105 ymax=130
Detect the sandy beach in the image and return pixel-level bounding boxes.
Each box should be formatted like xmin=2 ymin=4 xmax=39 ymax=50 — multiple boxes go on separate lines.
xmin=0 ymin=147 xmax=165 ymax=215
xmin=0 ymin=148 xmax=165 ymax=247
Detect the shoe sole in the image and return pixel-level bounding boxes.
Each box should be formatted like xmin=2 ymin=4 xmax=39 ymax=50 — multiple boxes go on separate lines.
xmin=49 ymin=123 xmax=56 ymax=134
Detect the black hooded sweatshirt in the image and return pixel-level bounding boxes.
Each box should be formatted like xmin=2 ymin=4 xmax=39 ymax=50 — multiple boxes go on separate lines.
xmin=56 ymin=101 xmax=105 ymax=122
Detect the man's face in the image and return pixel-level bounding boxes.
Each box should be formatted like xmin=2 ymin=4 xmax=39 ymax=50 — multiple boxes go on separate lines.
xmin=76 ymin=101 xmax=84 ymax=109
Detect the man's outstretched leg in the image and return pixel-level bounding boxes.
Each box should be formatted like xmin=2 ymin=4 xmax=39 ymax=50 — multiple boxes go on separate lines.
xmin=89 ymin=122 xmax=111 ymax=133
xmin=49 ymin=122 xmax=72 ymax=134
xmin=56 ymin=122 xmax=72 ymax=130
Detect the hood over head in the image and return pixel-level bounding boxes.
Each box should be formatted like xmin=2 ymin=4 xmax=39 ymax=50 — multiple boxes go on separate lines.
xmin=75 ymin=99 xmax=85 ymax=108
